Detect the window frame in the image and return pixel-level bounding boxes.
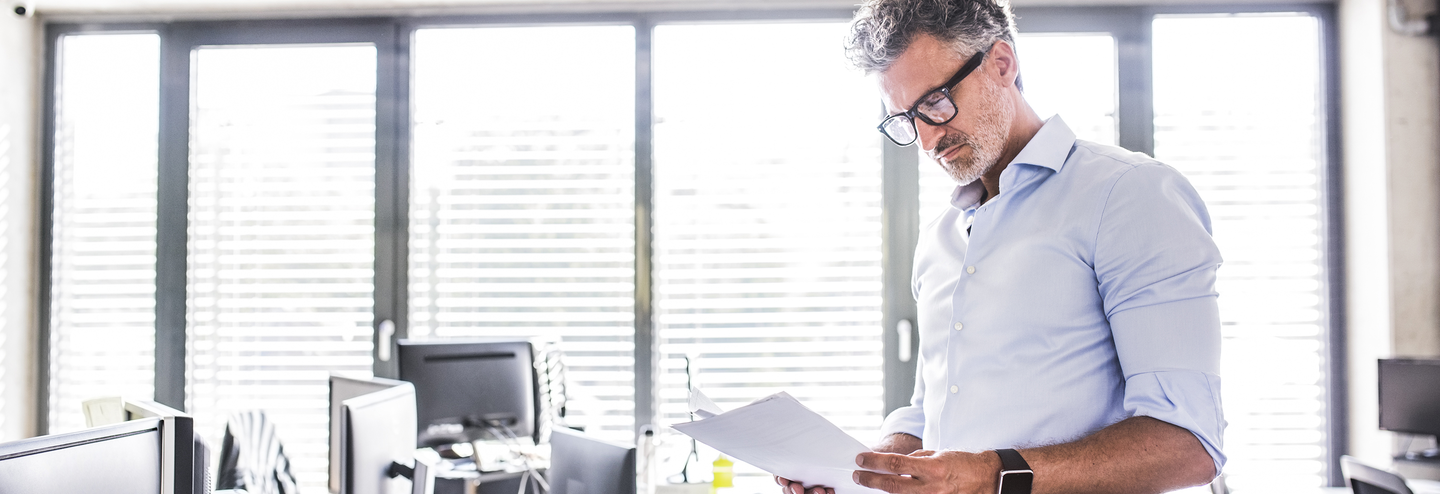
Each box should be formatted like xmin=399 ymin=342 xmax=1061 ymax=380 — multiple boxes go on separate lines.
xmin=37 ymin=3 xmax=1347 ymax=485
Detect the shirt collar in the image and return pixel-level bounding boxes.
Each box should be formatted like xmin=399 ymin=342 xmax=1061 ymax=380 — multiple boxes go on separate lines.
xmin=952 ymin=181 xmax=986 ymax=211
xmin=947 ymin=115 xmax=1076 ymax=211
xmin=1008 ymin=114 xmax=1077 ymax=173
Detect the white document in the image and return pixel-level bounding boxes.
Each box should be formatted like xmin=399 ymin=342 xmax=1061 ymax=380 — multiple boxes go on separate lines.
xmin=670 ymin=390 xmax=885 ymax=494
xmin=689 ymin=388 xmax=723 ymax=419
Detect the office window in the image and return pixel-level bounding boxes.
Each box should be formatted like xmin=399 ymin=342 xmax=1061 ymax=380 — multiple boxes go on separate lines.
xmin=652 ymin=21 xmax=884 ymax=483
xmin=1154 ymin=13 xmax=1329 ymax=491
xmin=48 ymin=33 xmax=160 ymax=433
xmin=919 ymin=33 xmax=1118 ymax=221
xmin=407 ymin=26 xmax=638 ymax=440
xmin=185 ymin=44 xmax=378 ymax=491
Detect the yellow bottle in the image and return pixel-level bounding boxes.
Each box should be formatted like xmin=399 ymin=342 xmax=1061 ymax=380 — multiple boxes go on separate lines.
xmin=711 ymin=455 xmax=734 ymax=494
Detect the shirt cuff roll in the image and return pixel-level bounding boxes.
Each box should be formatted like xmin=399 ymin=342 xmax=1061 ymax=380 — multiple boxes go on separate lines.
xmin=1124 ymin=370 xmax=1228 ymax=477
xmin=878 ymin=405 xmax=925 ymax=443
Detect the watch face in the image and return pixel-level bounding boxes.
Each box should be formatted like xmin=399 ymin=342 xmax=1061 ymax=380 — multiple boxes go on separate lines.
xmin=998 ymin=471 xmax=1034 ymax=494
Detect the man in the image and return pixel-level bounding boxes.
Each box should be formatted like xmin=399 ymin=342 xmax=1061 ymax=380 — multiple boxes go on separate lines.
xmin=776 ymin=1 xmax=1225 ymax=493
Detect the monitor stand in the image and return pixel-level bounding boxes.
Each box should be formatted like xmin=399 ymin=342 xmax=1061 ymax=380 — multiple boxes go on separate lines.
xmin=1401 ymin=449 xmax=1440 ymax=462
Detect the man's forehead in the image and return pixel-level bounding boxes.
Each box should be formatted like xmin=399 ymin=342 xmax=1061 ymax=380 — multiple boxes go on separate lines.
xmin=877 ymin=34 xmax=965 ymax=110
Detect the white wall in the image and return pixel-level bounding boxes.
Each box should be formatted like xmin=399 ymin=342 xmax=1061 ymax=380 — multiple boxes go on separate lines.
xmin=1340 ymin=0 xmax=1440 ymax=467
xmin=0 ymin=10 xmax=38 ymax=442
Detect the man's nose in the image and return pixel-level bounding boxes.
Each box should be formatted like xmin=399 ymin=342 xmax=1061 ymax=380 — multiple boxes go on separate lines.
xmin=915 ymin=119 xmax=946 ymax=154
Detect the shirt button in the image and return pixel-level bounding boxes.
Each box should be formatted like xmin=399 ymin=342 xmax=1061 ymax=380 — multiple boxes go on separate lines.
xmin=950 ymin=385 xmax=959 ymax=394
xmin=953 ymin=322 xmax=964 ymax=331
xmin=966 ymin=266 xmax=976 ymax=274
xmin=966 ymin=216 xmax=975 ymax=225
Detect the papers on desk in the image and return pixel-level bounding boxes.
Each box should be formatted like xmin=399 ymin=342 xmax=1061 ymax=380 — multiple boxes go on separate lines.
xmin=670 ymin=389 xmax=885 ymax=494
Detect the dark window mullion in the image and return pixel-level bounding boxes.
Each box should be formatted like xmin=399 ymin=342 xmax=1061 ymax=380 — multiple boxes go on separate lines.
xmin=374 ymin=20 xmax=405 ymax=379
xmin=634 ymin=18 xmax=657 ymax=440
xmin=155 ymin=24 xmax=193 ymax=411
xmin=881 ymin=138 xmax=921 ymax=416
xmin=1317 ymin=5 xmax=1348 ymax=486
xmin=1115 ymin=9 xmax=1154 ymax=156
xmin=36 ymin=23 xmax=64 ymax=436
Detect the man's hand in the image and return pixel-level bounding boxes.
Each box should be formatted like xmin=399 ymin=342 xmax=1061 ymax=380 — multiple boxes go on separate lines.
xmin=774 ymin=433 xmax=921 ymax=494
xmin=872 ymin=432 xmax=922 ymax=454
xmin=851 ymin=418 xmax=1213 ymax=494
xmin=852 ymin=449 xmax=1000 ymax=494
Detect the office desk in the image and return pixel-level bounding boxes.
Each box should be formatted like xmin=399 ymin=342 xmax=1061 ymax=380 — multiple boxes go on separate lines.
xmin=435 ymin=469 xmax=535 ymax=494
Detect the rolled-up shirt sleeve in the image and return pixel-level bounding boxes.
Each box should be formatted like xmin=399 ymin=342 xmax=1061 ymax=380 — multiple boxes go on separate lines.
xmin=1095 ymin=162 xmax=1227 ymax=475
xmin=879 ymin=352 xmax=927 ymax=440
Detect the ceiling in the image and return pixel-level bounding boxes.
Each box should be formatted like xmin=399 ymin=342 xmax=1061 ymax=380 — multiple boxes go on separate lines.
xmin=26 ymin=0 xmax=1326 ymax=21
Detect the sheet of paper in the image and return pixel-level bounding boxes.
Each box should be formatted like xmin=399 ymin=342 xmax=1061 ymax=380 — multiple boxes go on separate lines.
xmin=671 ymin=391 xmax=884 ymax=494
xmin=689 ymin=388 xmax=723 ymax=419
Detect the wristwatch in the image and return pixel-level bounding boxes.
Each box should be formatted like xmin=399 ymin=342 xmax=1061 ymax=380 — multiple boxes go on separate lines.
xmin=994 ymin=448 xmax=1034 ymax=494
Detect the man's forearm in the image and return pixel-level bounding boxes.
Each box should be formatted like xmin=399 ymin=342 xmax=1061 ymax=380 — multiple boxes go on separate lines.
xmin=1022 ymin=416 xmax=1215 ymax=494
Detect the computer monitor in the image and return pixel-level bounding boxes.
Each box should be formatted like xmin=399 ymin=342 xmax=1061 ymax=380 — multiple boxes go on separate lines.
xmin=547 ymin=427 xmax=637 ymax=494
xmin=397 ymin=339 xmax=538 ymax=446
xmin=0 ymin=417 xmax=185 ymax=494
xmin=338 ymin=381 xmax=434 ymax=494
xmin=331 ymin=374 xmax=410 ymax=493
xmin=77 ymin=396 xmax=207 ymax=494
xmin=1380 ymin=358 xmax=1440 ymax=438
xmin=123 ymin=400 xmax=209 ymax=494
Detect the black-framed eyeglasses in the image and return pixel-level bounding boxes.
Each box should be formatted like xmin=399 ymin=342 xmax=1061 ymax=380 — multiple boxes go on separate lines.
xmin=877 ymin=45 xmax=992 ymax=147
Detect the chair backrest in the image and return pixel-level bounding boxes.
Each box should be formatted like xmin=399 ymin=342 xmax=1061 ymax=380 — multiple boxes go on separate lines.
xmin=1341 ymin=455 xmax=1414 ymax=494
xmin=215 ymin=410 xmax=300 ymax=494
xmin=1208 ymin=472 xmax=1228 ymax=494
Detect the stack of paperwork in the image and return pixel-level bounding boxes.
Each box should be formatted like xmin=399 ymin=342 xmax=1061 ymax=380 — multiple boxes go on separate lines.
xmin=670 ymin=389 xmax=885 ymax=494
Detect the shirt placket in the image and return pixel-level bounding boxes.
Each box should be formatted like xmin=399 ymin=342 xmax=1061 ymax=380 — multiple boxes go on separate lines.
xmin=941 ymin=204 xmax=983 ymax=431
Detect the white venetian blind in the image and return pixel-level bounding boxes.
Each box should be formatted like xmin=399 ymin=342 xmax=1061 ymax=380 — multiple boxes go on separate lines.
xmin=187 ymin=44 xmax=378 ymax=492
xmin=652 ymin=22 xmax=884 ymax=485
xmin=919 ymin=33 xmax=1118 ymax=222
xmin=408 ymin=26 xmax=638 ymax=441
xmin=48 ymin=33 xmax=160 ymax=434
xmin=1153 ymin=13 xmax=1329 ymax=492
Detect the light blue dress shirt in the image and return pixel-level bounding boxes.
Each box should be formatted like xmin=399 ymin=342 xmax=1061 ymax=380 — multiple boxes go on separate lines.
xmin=880 ymin=116 xmax=1227 ymax=473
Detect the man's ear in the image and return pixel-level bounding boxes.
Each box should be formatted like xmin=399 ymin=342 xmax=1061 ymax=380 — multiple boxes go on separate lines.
xmin=987 ymin=40 xmax=1020 ymax=89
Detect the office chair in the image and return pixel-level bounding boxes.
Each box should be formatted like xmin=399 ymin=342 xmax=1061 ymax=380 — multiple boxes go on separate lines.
xmin=215 ymin=410 xmax=300 ymax=494
xmin=1342 ymin=455 xmax=1415 ymax=494
xmin=1208 ymin=472 xmax=1228 ymax=494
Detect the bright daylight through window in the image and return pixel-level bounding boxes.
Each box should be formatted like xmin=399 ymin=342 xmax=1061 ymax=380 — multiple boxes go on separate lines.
xmin=48 ymin=33 xmax=160 ymax=435
xmin=408 ymin=25 xmax=638 ymax=443
xmin=1154 ymin=13 xmax=1330 ymax=492
xmin=186 ymin=44 xmax=379 ymax=490
xmin=652 ymin=21 xmax=885 ymax=487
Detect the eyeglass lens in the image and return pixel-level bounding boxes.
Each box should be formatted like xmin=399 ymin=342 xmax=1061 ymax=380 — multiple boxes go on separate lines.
xmin=881 ymin=117 xmax=918 ymax=145
xmin=917 ymin=91 xmax=956 ymax=124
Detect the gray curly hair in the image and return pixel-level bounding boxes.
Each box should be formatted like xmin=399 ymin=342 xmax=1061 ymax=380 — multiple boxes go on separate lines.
xmin=845 ymin=0 xmax=1019 ymax=74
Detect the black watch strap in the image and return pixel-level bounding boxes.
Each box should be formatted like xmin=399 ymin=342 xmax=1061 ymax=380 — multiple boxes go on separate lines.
xmin=995 ymin=448 xmax=1033 ymax=494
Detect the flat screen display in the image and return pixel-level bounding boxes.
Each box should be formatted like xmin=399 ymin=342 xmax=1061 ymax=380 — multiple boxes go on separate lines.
xmin=1379 ymin=358 xmax=1440 ymax=437
xmin=397 ymin=339 xmax=536 ymax=446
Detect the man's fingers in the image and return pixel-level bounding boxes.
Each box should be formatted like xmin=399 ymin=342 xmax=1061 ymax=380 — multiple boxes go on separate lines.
xmin=855 ymin=451 xmax=919 ymax=475
xmin=774 ymin=476 xmax=789 ymax=487
xmin=788 ymin=482 xmax=803 ymax=494
xmin=852 ymin=470 xmax=922 ymax=494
